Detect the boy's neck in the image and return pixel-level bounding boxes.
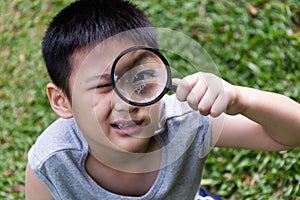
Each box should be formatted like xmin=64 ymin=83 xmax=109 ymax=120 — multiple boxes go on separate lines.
xmin=87 ymin=137 xmax=161 ymax=173
xmin=85 ymin=151 xmax=160 ymax=196
xmin=85 ymin=138 xmax=161 ymax=196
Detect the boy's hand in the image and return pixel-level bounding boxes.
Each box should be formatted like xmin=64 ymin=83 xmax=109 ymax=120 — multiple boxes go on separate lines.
xmin=174 ymin=72 xmax=246 ymax=117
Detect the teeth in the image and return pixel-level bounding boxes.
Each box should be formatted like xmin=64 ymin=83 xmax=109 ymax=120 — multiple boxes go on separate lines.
xmin=117 ymin=124 xmax=128 ymax=128
xmin=116 ymin=123 xmax=135 ymax=129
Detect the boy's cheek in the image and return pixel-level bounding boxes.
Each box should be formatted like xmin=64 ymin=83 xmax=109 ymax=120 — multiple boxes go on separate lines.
xmin=147 ymin=102 xmax=162 ymax=129
xmin=74 ymin=108 xmax=111 ymax=146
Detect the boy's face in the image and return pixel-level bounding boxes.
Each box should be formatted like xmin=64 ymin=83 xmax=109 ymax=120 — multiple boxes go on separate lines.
xmin=67 ymin=39 xmax=161 ymax=154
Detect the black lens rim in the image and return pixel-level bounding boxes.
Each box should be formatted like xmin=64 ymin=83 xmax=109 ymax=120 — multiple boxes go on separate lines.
xmin=111 ymin=45 xmax=171 ymax=106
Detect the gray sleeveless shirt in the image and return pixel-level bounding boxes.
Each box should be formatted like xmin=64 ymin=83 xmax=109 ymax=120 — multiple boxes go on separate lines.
xmin=28 ymin=95 xmax=211 ymax=200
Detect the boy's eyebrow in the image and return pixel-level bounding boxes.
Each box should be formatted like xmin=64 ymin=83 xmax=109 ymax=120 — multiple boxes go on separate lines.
xmin=116 ymin=50 xmax=159 ymax=72
xmin=85 ymin=51 xmax=157 ymax=83
xmin=86 ymin=73 xmax=111 ymax=83
xmin=130 ymin=51 xmax=157 ymax=66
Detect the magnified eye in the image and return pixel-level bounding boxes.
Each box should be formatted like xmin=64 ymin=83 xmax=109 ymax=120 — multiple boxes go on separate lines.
xmin=112 ymin=46 xmax=171 ymax=105
xmin=131 ymin=70 xmax=158 ymax=96
xmin=133 ymin=70 xmax=156 ymax=83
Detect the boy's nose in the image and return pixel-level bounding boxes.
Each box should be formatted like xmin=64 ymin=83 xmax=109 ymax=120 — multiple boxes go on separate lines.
xmin=111 ymin=92 xmax=138 ymax=113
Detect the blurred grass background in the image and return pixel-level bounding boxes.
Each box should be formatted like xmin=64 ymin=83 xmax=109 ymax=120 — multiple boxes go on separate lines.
xmin=0 ymin=0 xmax=299 ymax=199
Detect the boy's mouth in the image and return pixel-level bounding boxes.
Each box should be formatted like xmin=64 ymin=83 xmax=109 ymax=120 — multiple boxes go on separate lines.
xmin=114 ymin=121 xmax=141 ymax=129
xmin=111 ymin=120 xmax=144 ymax=135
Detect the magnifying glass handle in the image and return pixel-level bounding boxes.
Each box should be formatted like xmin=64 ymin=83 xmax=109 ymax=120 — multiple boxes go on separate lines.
xmin=169 ymin=84 xmax=178 ymax=92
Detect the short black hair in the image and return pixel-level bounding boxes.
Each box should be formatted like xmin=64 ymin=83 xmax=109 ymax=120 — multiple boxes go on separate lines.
xmin=42 ymin=0 xmax=157 ymax=100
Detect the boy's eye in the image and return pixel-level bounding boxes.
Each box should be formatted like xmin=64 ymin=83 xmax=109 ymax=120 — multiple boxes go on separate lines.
xmin=96 ymin=84 xmax=111 ymax=88
xmin=133 ymin=70 xmax=156 ymax=83
xmin=95 ymin=83 xmax=112 ymax=92
xmin=130 ymin=70 xmax=158 ymax=96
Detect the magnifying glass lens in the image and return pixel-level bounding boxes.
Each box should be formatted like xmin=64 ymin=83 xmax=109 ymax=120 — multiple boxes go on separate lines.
xmin=112 ymin=48 xmax=170 ymax=105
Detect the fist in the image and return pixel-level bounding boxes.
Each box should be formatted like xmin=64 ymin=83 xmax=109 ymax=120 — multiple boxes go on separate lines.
xmin=174 ymin=72 xmax=243 ymax=117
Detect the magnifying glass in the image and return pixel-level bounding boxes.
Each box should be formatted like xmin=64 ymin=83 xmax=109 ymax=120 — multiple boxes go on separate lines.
xmin=111 ymin=46 xmax=177 ymax=106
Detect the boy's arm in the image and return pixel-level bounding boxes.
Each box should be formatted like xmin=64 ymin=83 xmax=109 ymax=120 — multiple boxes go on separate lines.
xmin=175 ymin=72 xmax=300 ymax=150
xmin=25 ymin=165 xmax=54 ymax=200
xmin=213 ymin=86 xmax=300 ymax=150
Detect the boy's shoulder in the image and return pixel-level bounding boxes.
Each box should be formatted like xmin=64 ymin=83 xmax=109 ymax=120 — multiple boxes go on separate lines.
xmin=157 ymin=95 xmax=211 ymax=145
xmin=161 ymin=94 xmax=195 ymax=117
xmin=159 ymin=94 xmax=208 ymax=127
xmin=28 ymin=118 xmax=87 ymax=168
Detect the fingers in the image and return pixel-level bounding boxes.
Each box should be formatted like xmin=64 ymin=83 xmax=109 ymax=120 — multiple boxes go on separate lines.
xmin=210 ymin=93 xmax=226 ymax=117
xmin=175 ymin=72 xmax=227 ymax=117
xmin=197 ymin=87 xmax=215 ymax=115
xmin=175 ymin=74 xmax=199 ymax=102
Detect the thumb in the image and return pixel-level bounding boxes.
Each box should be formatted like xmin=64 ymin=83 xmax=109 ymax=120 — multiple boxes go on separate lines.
xmin=171 ymin=78 xmax=182 ymax=85
xmin=170 ymin=78 xmax=182 ymax=92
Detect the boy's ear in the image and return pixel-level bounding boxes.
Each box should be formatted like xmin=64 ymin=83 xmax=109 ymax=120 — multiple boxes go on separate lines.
xmin=46 ymin=83 xmax=73 ymax=119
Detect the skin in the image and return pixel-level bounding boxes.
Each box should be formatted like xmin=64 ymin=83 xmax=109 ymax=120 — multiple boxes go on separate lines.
xmin=25 ymin=41 xmax=300 ymax=199
xmin=175 ymin=72 xmax=300 ymax=149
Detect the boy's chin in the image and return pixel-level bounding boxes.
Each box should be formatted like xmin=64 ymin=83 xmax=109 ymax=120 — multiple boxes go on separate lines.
xmin=112 ymin=137 xmax=154 ymax=154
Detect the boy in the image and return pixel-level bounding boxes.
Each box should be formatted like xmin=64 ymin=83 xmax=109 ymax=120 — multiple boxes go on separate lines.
xmin=25 ymin=0 xmax=300 ymax=199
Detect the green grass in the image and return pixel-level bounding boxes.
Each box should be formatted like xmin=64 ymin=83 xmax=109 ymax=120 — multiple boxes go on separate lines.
xmin=0 ymin=0 xmax=299 ymax=199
